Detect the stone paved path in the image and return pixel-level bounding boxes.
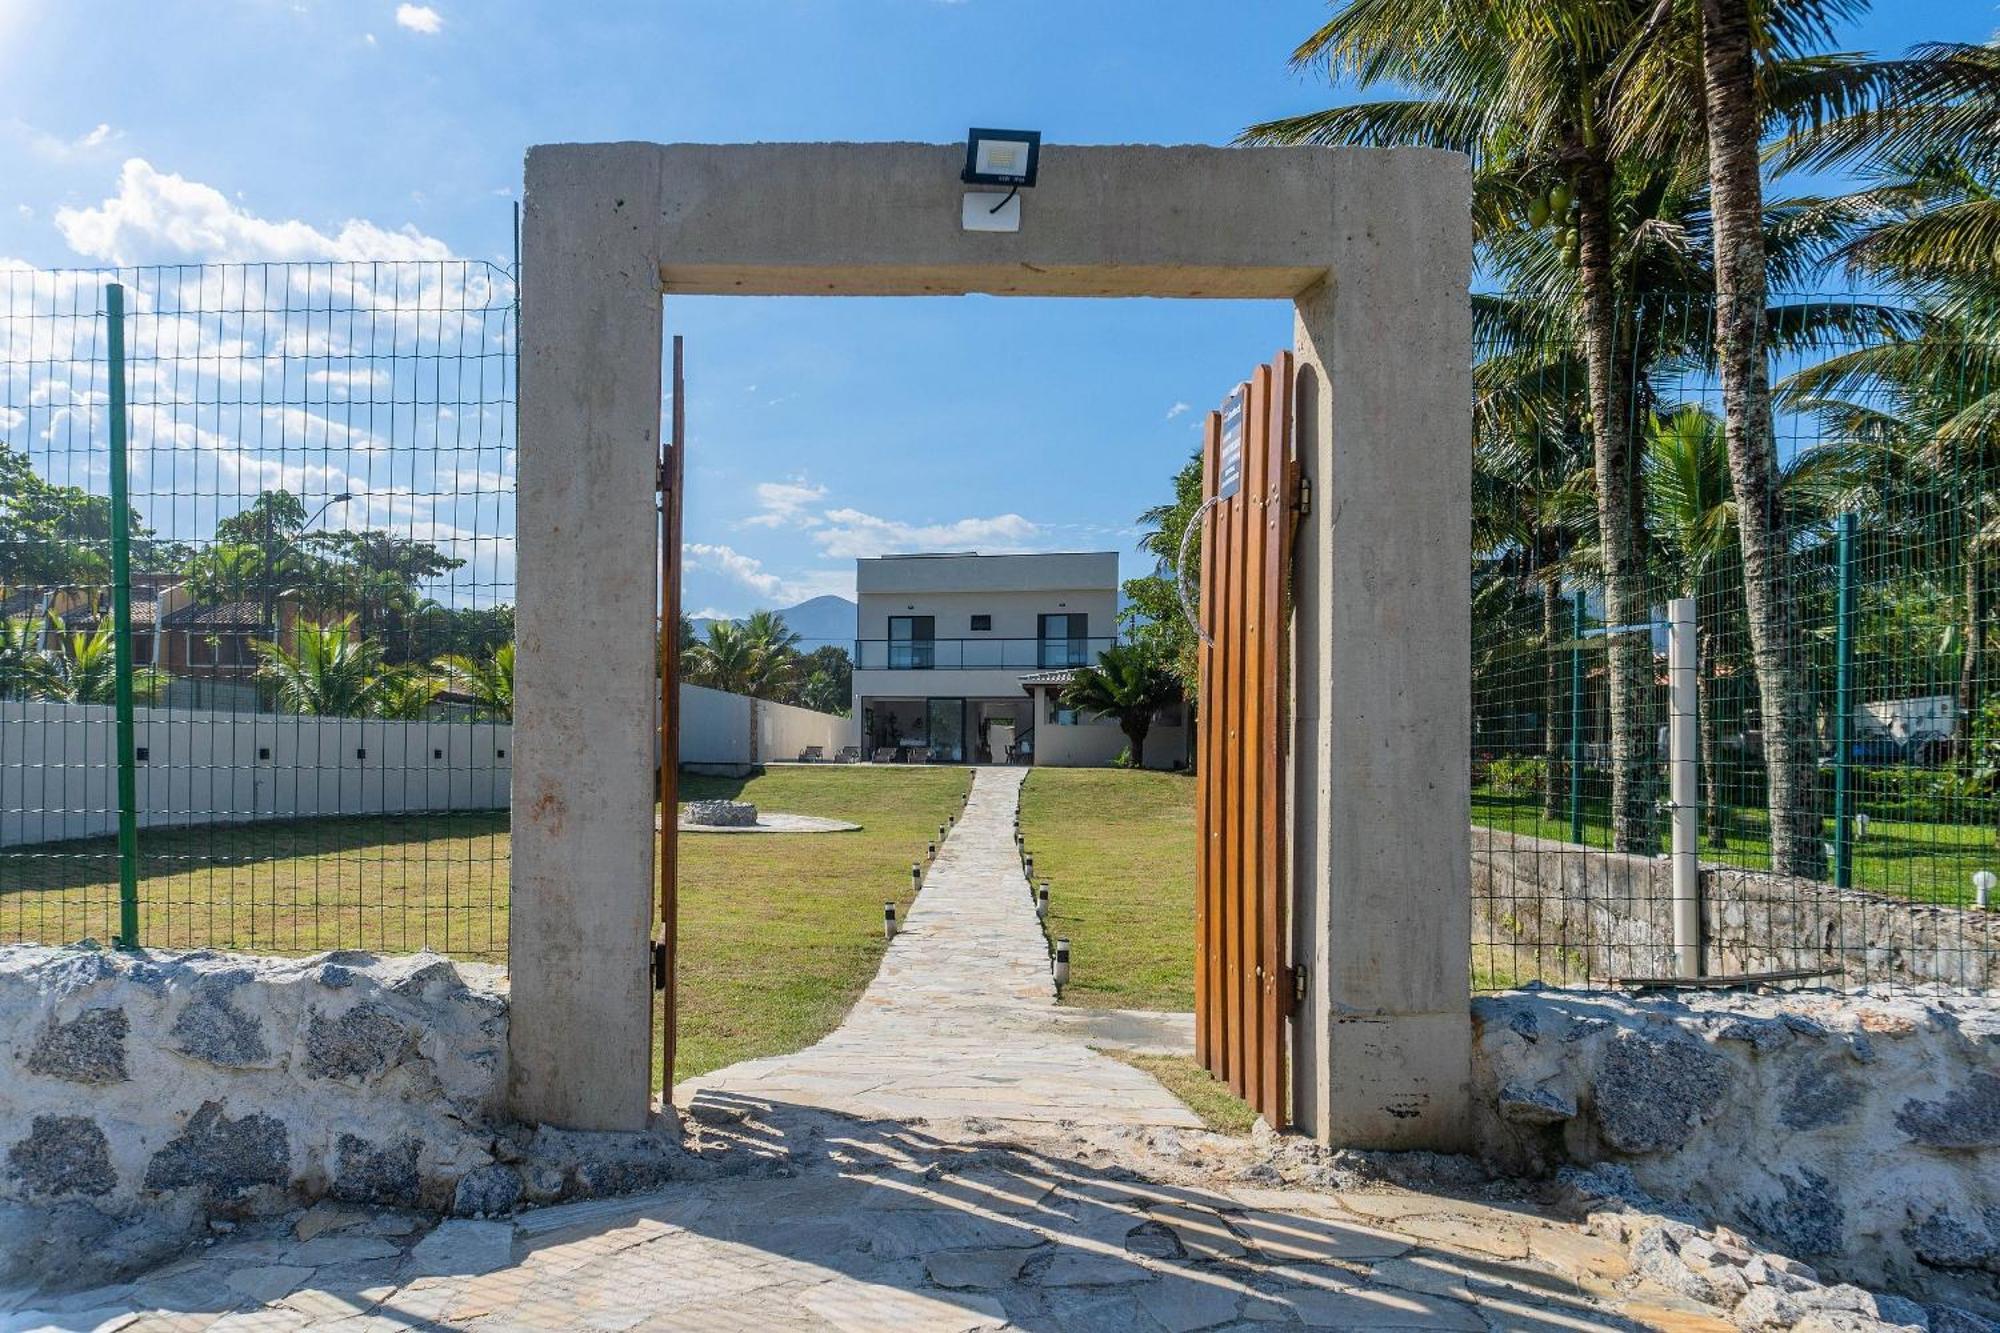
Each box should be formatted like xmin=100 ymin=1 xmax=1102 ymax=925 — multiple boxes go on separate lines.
xmin=11 ymin=767 xmax=1733 ymax=1331
xmin=679 ymin=768 xmax=1201 ymax=1128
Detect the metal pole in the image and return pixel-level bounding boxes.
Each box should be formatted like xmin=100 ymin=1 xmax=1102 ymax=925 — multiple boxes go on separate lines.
xmin=1832 ymin=512 xmax=1858 ymax=891
xmin=1668 ymin=596 xmax=1701 ymax=978
xmin=105 ymin=283 xmax=140 ymax=950
xmin=1569 ymin=589 xmax=1586 ymax=844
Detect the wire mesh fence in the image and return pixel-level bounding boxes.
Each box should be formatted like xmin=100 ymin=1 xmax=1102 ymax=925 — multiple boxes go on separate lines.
xmin=1 ymin=261 xmax=516 ymax=959
xmin=1473 ymin=291 xmax=2000 ymax=992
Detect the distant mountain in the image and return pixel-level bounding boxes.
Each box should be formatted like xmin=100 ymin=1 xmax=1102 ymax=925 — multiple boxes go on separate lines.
xmin=690 ymin=595 xmax=856 ymax=650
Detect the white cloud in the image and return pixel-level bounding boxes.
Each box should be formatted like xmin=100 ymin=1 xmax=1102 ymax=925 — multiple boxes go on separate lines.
xmin=811 ymin=507 xmax=1042 ymax=560
xmin=1165 ymin=401 xmax=1190 ymax=420
xmin=6 ymin=119 xmax=120 ymax=161
xmin=683 ymin=541 xmax=852 ymax=608
xmin=394 ymin=4 xmax=443 ymax=34
xmin=742 ymin=478 xmax=828 ymax=528
xmin=55 ymin=159 xmax=452 ymax=265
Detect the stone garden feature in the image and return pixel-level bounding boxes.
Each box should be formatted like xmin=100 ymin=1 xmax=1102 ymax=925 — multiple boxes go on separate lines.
xmin=683 ymin=799 xmax=757 ymax=828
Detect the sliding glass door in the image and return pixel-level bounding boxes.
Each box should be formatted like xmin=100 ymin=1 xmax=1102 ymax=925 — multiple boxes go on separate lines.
xmin=925 ymin=697 xmax=966 ymax=763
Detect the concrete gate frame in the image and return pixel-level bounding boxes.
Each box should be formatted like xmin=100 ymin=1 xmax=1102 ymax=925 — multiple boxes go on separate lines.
xmin=510 ymin=141 xmax=1473 ymax=1149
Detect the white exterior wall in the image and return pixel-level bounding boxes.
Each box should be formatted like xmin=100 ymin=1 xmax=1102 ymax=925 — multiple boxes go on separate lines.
xmin=1 ymin=685 xmax=850 ymax=847
xmin=0 ymin=700 xmax=511 ymax=848
xmin=1027 ymin=686 xmax=1191 ymax=770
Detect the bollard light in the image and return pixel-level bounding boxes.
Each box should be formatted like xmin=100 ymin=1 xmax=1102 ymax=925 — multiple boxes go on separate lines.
xmin=1053 ymin=938 xmax=1070 ymax=988
xmin=927 ymin=841 xmax=937 ymax=860
xmin=1037 ymin=882 xmax=1049 ymax=919
xmin=1977 ymin=871 xmax=1996 ymax=911
xmin=939 ymin=824 xmax=948 ymax=842
xmin=884 ymin=901 xmax=898 ymax=939
xmin=1024 ymin=853 xmax=1034 ymax=880
xmin=911 ymin=862 xmax=922 ymax=891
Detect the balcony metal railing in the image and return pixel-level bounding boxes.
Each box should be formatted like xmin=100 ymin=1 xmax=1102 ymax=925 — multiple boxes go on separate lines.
xmin=853 ymin=636 xmax=1117 ymax=671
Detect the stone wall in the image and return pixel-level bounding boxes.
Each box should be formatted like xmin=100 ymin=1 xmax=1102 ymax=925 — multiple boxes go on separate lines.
xmin=1474 ymin=825 xmax=2000 ymax=989
xmin=1473 ymin=986 xmax=2000 ymax=1314
xmin=1 ymin=944 xmax=506 ymax=1221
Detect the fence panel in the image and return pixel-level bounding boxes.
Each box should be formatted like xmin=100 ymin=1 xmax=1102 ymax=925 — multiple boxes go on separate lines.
xmin=1473 ymin=292 xmax=2000 ymax=992
xmin=1 ymin=261 xmax=517 ymax=959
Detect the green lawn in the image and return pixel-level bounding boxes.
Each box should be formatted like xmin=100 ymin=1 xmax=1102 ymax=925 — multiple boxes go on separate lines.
xmin=1016 ymin=767 xmax=1197 ymax=1011
xmin=0 ymin=766 xmax=973 ymax=1084
xmin=1474 ymin=787 xmax=1997 ymax=908
xmin=666 ymin=766 xmax=970 ymax=1081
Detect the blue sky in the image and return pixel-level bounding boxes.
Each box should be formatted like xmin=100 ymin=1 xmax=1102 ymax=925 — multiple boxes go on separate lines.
xmin=1 ymin=0 xmax=1994 ymax=629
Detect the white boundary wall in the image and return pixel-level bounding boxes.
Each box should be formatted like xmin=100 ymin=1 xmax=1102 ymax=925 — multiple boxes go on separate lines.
xmin=1 ymin=686 xmax=850 ymax=847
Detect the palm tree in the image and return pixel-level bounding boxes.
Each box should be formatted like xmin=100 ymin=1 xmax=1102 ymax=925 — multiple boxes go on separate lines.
xmin=37 ymin=619 xmax=167 ymax=706
xmin=439 ymin=642 xmax=514 ymax=722
xmin=1247 ymin=0 xmax=1679 ymax=848
xmin=740 ymin=610 xmax=802 ymax=700
xmin=373 ymin=670 xmax=444 ymax=721
xmin=0 ymin=617 xmax=57 ymax=699
xmin=1775 ymin=41 xmax=2000 ymax=299
xmin=255 ymin=618 xmax=383 ymax=717
xmin=1785 ymin=305 xmax=2000 ymax=753
xmin=684 ymin=621 xmax=758 ymax=695
xmin=1060 ymin=644 xmax=1183 ymax=769
xmin=1252 ymin=0 xmax=1878 ymax=862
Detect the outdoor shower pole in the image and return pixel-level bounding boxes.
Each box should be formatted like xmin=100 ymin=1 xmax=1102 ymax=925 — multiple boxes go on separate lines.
xmin=1569 ymin=589 xmax=1586 ymax=845
xmin=105 ymin=283 xmax=141 ymax=949
xmin=1831 ymin=512 xmax=1858 ymax=890
xmin=1668 ymin=596 xmax=1702 ymax=978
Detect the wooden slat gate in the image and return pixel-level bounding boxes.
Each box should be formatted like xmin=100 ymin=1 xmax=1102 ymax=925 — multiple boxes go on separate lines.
xmin=1194 ymin=351 xmax=1299 ymax=1130
xmin=655 ymin=335 xmax=686 ymax=1102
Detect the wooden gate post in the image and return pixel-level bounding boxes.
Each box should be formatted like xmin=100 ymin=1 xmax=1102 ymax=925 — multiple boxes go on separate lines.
xmin=1287 ymin=154 xmax=1473 ymax=1149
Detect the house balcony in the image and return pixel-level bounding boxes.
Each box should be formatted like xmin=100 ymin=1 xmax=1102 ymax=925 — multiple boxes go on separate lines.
xmin=852 ymin=636 xmax=1117 ymax=671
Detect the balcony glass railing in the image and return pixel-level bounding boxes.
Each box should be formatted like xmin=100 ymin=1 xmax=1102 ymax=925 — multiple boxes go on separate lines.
xmin=854 ymin=637 xmax=1117 ymax=671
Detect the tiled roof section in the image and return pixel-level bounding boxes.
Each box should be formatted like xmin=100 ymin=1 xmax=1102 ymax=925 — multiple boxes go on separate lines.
xmin=0 ymin=588 xmax=47 ymax=618
xmin=161 ymin=600 xmax=268 ymax=629
xmin=68 ymin=602 xmax=160 ymax=630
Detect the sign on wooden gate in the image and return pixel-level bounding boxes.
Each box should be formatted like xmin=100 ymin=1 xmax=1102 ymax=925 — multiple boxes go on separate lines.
xmin=1193 ymin=352 xmax=1299 ymax=1129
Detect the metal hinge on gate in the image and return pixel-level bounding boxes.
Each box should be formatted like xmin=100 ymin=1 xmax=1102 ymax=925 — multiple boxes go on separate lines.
xmin=1289 ymin=964 xmax=1308 ymax=1012
xmin=1290 ymin=466 xmax=1311 ymax=519
xmin=650 ymin=939 xmax=668 ymax=992
xmin=657 ymin=448 xmax=675 ymax=495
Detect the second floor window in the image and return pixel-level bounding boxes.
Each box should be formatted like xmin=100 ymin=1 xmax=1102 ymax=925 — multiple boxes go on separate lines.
xmin=1038 ymin=613 xmax=1089 ymax=668
xmin=889 ymin=615 xmax=935 ymax=669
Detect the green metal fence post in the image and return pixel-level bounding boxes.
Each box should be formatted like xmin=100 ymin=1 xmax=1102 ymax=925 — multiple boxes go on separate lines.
xmin=1831 ymin=511 xmax=1858 ymax=891
xmin=1569 ymin=588 xmax=1585 ymax=845
xmin=105 ymin=282 xmax=141 ymax=948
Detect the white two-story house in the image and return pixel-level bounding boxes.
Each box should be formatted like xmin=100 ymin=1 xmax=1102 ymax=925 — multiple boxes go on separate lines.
xmin=850 ymin=551 xmax=1186 ymax=768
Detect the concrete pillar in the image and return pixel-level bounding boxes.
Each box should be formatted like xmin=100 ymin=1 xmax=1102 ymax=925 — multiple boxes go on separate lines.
xmin=1289 ymin=150 xmax=1473 ymax=1148
xmin=509 ymin=145 xmax=664 ymax=1131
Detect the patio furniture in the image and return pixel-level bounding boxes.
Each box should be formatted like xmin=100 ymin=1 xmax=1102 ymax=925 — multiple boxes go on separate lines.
xmin=797 ymin=745 xmax=825 ymax=763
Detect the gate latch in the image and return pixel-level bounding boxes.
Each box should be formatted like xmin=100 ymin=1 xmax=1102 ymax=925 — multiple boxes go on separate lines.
xmin=650 ymin=939 xmax=668 ymax=992
xmin=1290 ymin=964 xmax=1308 ymax=1011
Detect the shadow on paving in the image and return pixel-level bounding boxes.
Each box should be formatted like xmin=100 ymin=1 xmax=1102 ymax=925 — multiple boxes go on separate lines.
xmin=36 ymin=1091 xmax=1655 ymax=1330
xmin=357 ymin=1094 xmax=1647 ymax=1332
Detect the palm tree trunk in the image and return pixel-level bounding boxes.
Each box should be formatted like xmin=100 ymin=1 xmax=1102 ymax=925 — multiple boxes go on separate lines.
xmin=1700 ymin=0 xmax=1825 ymax=878
xmin=1574 ymin=155 xmax=1656 ymax=854
xmin=1959 ymin=531 xmax=1985 ymax=752
xmin=1541 ymin=578 xmax=1566 ymax=820
xmin=1700 ymin=630 xmax=1728 ymax=848
xmin=1124 ymin=719 xmax=1148 ymax=769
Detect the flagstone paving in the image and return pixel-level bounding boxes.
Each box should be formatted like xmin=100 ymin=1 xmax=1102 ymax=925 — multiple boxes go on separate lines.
xmin=6 ymin=767 xmax=1725 ymax=1331
xmin=677 ymin=767 xmax=1201 ymax=1128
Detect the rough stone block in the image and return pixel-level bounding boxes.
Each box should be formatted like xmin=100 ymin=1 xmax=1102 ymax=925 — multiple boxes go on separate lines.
xmin=142 ymin=1101 xmax=290 ymax=1198
xmin=6 ymin=1115 xmax=115 ymax=1198
xmin=26 ymin=1007 xmax=129 ymax=1085
xmin=304 ymin=1002 xmax=416 ymax=1082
